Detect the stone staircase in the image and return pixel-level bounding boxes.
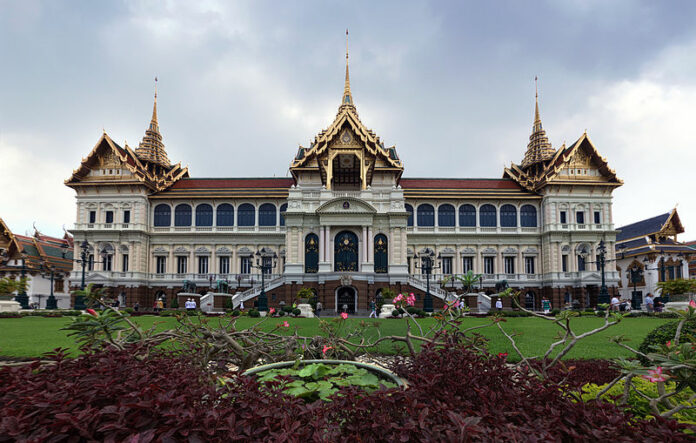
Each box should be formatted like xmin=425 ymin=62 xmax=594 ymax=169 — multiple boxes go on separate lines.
xmin=231 ymin=275 xmax=285 ymax=309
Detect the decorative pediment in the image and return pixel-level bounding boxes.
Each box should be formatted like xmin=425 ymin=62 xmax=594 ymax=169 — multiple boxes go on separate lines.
xmin=440 ymin=247 xmax=456 ymax=255
xmin=153 ymin=246 xmax=168 ymax=254
xmin=238 ymin=247 xmax=253 ymax=257
xmin=174 ymin=246 xmax=189 ymax=254
xmin=216 ymin=246 xmax=232 ymax=255
xmin=316 ymin=197 xmax=377 ymax=215
xmin=460 ymin=247 xmax=476 ymax=255
xmin=407 ymin=247 xmax=414 ymax=256
xmin=523 ymin=247 xmax=538 ymax=255
xmin=194 ymin=246 xmax=210 ymax=255
xmin=481 ymin=247 xmax=497 ymax=255
xmin=502 ymin=247 xmax=518 ymax=255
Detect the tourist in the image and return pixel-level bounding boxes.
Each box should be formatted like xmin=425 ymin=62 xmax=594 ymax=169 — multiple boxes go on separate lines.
xmin=495 ymin=298 xmax=503 ymax=312
xmin=610 ymin=295 xmax=620 ymax=312
xmin=156 ymin=298 xmax=164 ymax=312
xmin=645 ymin=293 xmax=654 ymax=313
xmin=153 ymin=300 xmax=159 ymax=313
xmin=369 ymin=299 xmax=377 ymax=318
xmin=186 ymin=298 xmax=194 ymax=311
xmin=542 ymin=297 xmax=551 ymax=314
xmin=133 ymin=302 xmax=139 ymax=312
xmin=653 ymin=296 xmax=664 ymax=313
xmin=315 ymin=301 xmax=322 ymax=317
xmin=620 ymin=298 xmax=631 ymax=312
xmin=342 ymin=303 xmax=348 ymax=314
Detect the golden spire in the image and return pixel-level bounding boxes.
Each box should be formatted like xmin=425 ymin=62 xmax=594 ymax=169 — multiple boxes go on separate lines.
xmin=341 ymin=29 xmax=354 ymax=108
xmin=135 ymin=77 xmax=170 ymax=167
xmin=521 ymin=76 xmax=555 ymax=169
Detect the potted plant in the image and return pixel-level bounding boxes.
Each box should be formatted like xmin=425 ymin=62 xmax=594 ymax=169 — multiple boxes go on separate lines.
xmin=242 ymin=359 xmax=407 ymax=402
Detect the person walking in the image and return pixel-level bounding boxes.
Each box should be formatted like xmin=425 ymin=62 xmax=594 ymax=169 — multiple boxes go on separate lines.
xmin=156 ymin=298 xmax=164 ymax=313
xmin=610 ymin=295 xmax=620 ymax=312
xmin=369 ymin=299 xmax=377 ymax=318
xmin=542 ymin=297 xmax=551 ymax=314
xmin=133 ymin=302 xmax=139 ymax=312
xmin=315 ymin=301 xmax=322 ymax=318
xmin=645 ymin=293 xmax=654 ymax=313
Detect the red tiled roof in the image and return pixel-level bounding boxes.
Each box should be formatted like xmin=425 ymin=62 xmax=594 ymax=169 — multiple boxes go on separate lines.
xmin=169 ymin=178 xmax=295 ymax=189
xmin=400 ymin=178 xmax=523 ymax=190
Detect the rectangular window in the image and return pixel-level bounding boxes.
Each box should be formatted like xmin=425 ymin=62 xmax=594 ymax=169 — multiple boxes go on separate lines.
xmin=88 ymin=254 xmax=94 ymax=271
xmin=104 ymin=254 xmax=112 ymax=271
xmin=240 ymin=257 xmax=251 ymax=274
xmin=484 ymin=256 xmax=494 ymax=275
xmin=594 ymin=211 xmax=601 ymax=224
xmin=525 ymin=257 xmax=535 ymax=274
xmin=262 ymin=256 xmax=272 ymax=275
xmin=504 ymin=257 xmax=515 ymax=274
xmin=156 ymin=257 xmax=167 ymax=274
xmin=219 ymin=256 xmax=230 ymax=274
xmin=560 ymin=211 xmax=567 ymax=224
xmin=596 ymin=254 xmax=601 ymax=271
xmin=105 ymin=211 xmax=114 ymax=224
xmin=123 ymin=210 xmax=131 ymax=224
xmin=576 ymin=211 xmax=584 ymax=224
xmin=442 ymin=257 xmax=452 ymax=275
xmin=121 ymin=254 xmax=129 ymax=272
xmin=561 ymin=255 xmax=568 ymax=272
xmin=89 ymin=211 xmax=96 ymax=224
xmin=54 ymin=279 xmax=64 ymax=293
xmin=578 ymin=255 xmax=586 ymax=272
xmin=462 ymin=256 xmax=473 ymax=273
xmin=407 ymin=257 xmax=412 ymax=274
xmin=177 ymin=256 xmax=188 ymax=274
xmin=198 ymin=256 xmax=209 ymax=274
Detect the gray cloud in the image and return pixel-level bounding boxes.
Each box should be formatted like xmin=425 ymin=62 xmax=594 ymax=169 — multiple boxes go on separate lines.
xmin=1 ymin=0 xmax=695 ymax=239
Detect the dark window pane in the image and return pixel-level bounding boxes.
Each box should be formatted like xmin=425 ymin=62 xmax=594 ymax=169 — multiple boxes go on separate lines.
xmin=153 ymin=204 xmax=171 ymax=227
xmin=258 ymin=203 xmax=277 ymax=226
xmin=437 ymin=204 xmax=455 ymax=227
xmin=520 ymin=205 xmax=537 ymax=227
xmin=459 ymin=204 xmax=476 ymax=227
xmin=417 ymin=204 xmax=434 ymax=227
xmin=195 ymin=204 xmax=213 ymax=226
xmin=279 ymin=203 xmax=288 ymax=227
xmin=500 ymin=204 xmax=517 ymax=227
xmin=174 ymin=204 xmax=192 ymax=226
xmin=238 ymin=204 xmax=255 ymax=226
xmin=405 ymin=204 xmax=414 ymax=227
xmin=480 ymin=204 xmax=497 ymax=227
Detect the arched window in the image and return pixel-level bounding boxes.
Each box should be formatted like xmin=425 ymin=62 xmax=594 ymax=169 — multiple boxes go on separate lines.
xmin=279 ymin=203 xmax=288 ymax=227
xmin=174 ymin=204 xmax=192 ymax=227
xmin=405 ymin=204 xmax=414 ymax=227
xmin=238 ymin=204 xmax=255 ymax=226
xmin=374 ymin=234 xmax=388 ymax=273
xmin=520 ymin=205 xmax=537 ymax=227
xmin=258 ymin=203 xmax=277 ymax=226
xmin=153 ymin=204 xmax=171 ymax=227
xmin=216 ymin=204 xmax=234 ymax=226
xmin=479 ymin=204 xmax=497 ymax=227
xmin=417 ymin=204 xmax=435 ymax=227
xmin=459 ymin=204 xmax=476 ymax=227
xmin=438 ymin=204 xmax=455 ymax=227
xmin=500 ymin=204 xmax=517 ymax=227
xmin=195 ymin=204 xmax=213 ymax=226
xmin=304 ymin=233 xmax=319 ymax=273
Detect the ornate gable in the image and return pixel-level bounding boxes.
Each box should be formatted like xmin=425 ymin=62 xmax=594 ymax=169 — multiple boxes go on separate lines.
xmin=65 ymin=133 xmax=188 ymax=192
xmin=290 ymin=46 xmax=403 ymax=189
xmin=0 ymin=218 xmax=21 ymax=260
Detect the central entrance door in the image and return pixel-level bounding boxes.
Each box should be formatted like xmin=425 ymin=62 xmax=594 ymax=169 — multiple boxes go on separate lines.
xmin=334 ymin=231 xmax=359 ymax=271
xmin=336 ymin=286 xmax=357 ymax=313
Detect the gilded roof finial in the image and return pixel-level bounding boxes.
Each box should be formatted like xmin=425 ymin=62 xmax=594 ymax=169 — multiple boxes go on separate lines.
xmin=135 ymin=76 xmax=170 ymax=167
xmin=341 ymin=29 xmax=353 ymax=108
xmin=521 ymin=76 xmax=555 ymax=169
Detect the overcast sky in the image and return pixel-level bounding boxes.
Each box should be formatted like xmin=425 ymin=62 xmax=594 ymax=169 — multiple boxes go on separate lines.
xmin=1 ymin=0 xmax=696 ymax=240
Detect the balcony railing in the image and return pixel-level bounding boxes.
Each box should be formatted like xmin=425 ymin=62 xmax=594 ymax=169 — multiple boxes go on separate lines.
xmin=406 ymin=226 xmax=541 ymax=234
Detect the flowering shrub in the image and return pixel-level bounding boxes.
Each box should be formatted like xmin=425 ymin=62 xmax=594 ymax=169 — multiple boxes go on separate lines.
xmin=526 ymin=359 xmax=620 ymax=392
xmin=1 ymin=341 xmax=692 ymax=440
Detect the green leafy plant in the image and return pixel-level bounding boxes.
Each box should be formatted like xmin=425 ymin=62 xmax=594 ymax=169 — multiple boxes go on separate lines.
xmin=249 ymin=309 xmax=260 ymax=318
xmin=0 ymin=276 xmax=28 ymax=296
xmin=251 ymin=362 xmax=398 ymax=402
xmin=658 ymin=279 xmax=696 ymax=298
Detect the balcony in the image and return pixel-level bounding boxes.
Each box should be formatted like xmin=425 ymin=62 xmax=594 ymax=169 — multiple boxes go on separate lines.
xmin=73 ymin=222 xmax=147 ymax=231
xmin=406 ymin=226 xmax=541 ymax=235
xmin=148 ymin=226 xmax=286 ymax=234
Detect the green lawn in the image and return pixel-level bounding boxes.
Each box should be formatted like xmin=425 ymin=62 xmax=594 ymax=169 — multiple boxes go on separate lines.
xmin=0 ymin=315 xmax=671 ymax=362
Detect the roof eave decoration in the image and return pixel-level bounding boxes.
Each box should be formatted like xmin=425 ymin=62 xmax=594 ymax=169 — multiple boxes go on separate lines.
xmin=660 ymin=208 xmax=685 ymax=237
xmin=0 ymin=217 xmax=22 ymax=260
xmin=65 ymin=132 xmax=188 ymax=192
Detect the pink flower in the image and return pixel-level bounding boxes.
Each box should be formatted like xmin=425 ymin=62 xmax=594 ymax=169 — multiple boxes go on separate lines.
xmin=282 ymin=321 xmax=290 ymax=328
xmin=269 ymin=307 xmax=276 ymax=315
xmin=86 ymin=308 xmax=97 ymax=317
xmin=642 ymin=367 xmax=668 ymax=383
xmin=666 ymin=340 xmax=672 ymax=348
xmin=453 ymin=300 xmax=461 ymax=309
xmin=406 ymin=295 xmax=416 ymax=306
xmin=322 ymin=345 xmax=333 ymax=355
xmin=498 ymin=352 xmax=508 ymax=359
xmin=393 ymin=294 xmax=404 ymax=304
xmin=690 ymin=300 xmax=696 ymax=309
xmin=340 ymin=312 xmax=348 ymax=320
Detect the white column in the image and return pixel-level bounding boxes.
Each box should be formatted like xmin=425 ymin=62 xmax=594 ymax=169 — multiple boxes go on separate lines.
xmin=362 ymin=226 xmax=368 ymax=263
xmin=320 ymin=226 xmax=325 ymax=262
xmin=368 ymin=227 xmax=374 ymax=263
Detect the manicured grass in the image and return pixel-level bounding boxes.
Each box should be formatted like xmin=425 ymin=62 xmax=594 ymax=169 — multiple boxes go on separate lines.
xmin=0 ymin=315 xmax=671 ymax=361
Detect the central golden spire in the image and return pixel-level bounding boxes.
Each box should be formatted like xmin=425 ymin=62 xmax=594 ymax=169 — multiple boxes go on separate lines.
xmin=521 ymin=76 xmax=555 ymax=169
xmin=135 ymin=77 xmax=170 ymax=167
xmin=341 ymin=29 xmax=354 ymax=108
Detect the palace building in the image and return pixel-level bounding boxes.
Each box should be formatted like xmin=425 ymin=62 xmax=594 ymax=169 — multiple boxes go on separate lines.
xmin=65 ymin=49 xmax=623 ymax=312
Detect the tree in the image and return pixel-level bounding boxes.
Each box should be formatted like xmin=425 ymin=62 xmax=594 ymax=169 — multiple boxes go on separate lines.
xmin=0 ymin=276 xmax=28 ymax=297
xmin=442 ymin=270 xmax=483 ymax=293
xmin=657 ymin=279 xmax=696 ymax=297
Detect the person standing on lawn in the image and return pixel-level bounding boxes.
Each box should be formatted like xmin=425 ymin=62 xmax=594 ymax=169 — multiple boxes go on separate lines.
xmin=645 ymin=293 xmax=654 ymax=313
xmin=542 ymin=297 xmax=551 ymax=314
xmin=610 ymin=295 xmax=620 ymax=312
xmin=495 ymin=298 xmax=503 ymax=312
xmin=315 ymin=301 xmax=322 ymax=318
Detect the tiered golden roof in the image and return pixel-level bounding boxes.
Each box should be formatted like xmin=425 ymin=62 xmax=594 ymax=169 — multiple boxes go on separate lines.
xmin=135 ymin=82 xmax=170 ymax=167
xmin=520 ymin=91 xmax=555 ymax=168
